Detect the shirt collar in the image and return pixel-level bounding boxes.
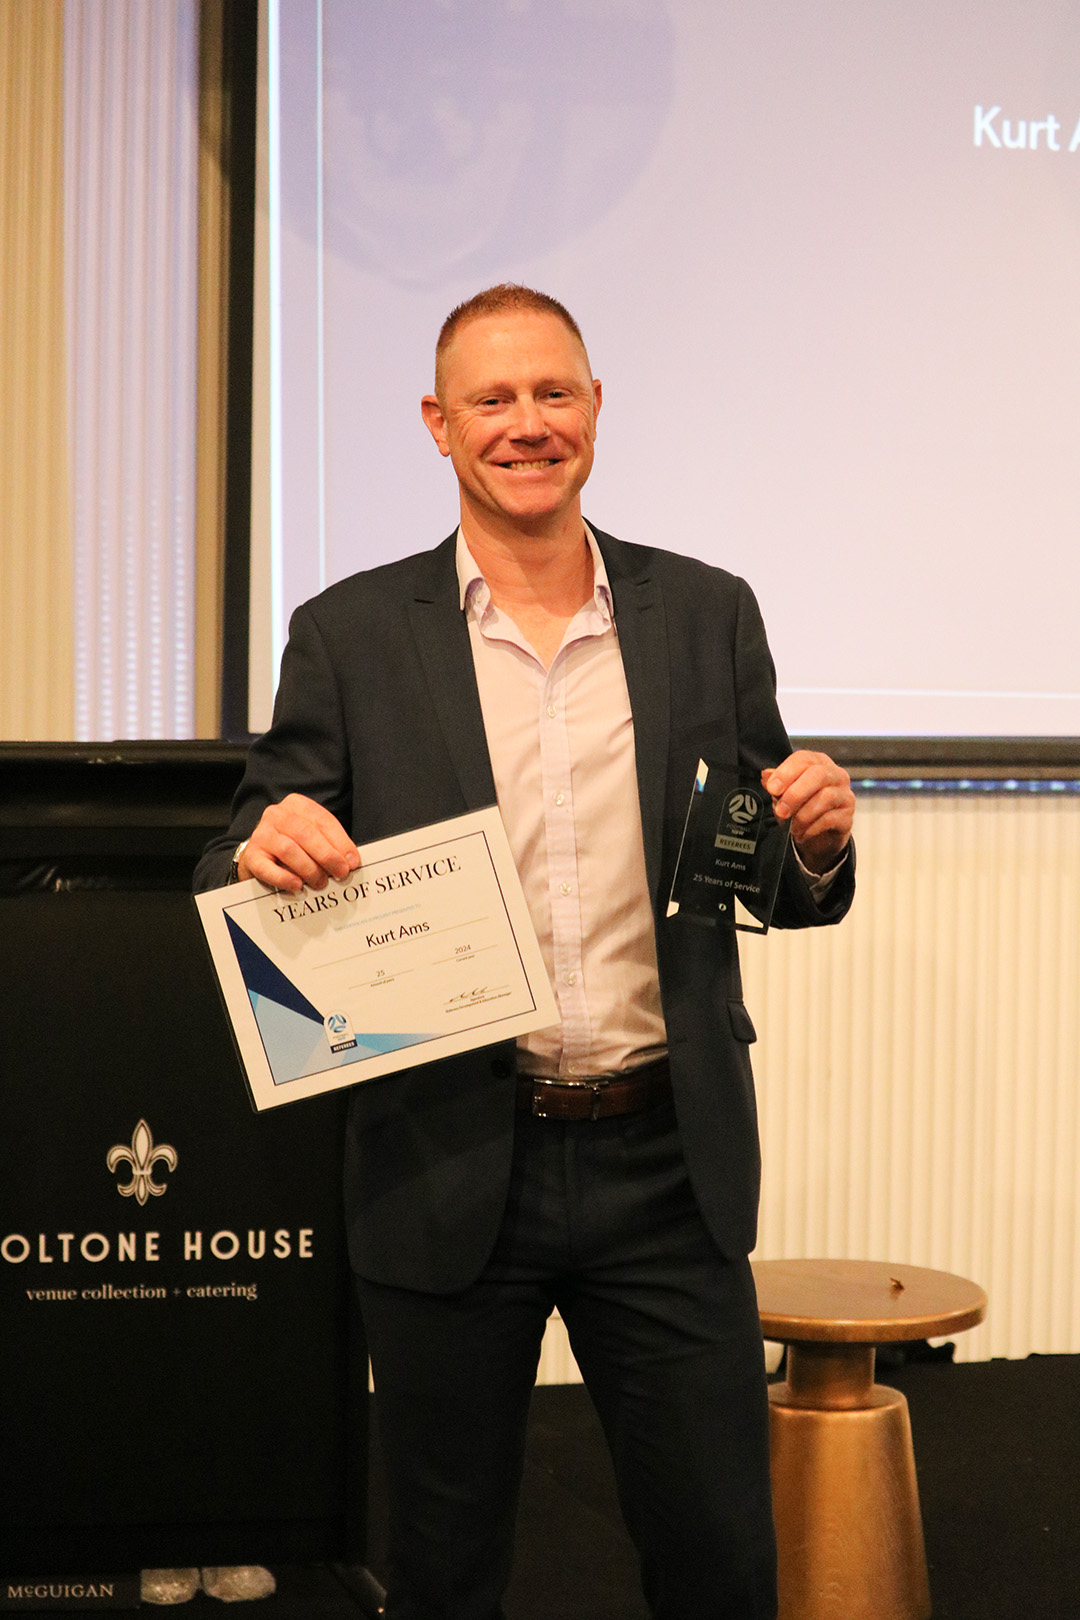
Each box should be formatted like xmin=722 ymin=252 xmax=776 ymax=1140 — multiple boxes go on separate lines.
xmin=455 ymin=525 xmax=613 ymax=624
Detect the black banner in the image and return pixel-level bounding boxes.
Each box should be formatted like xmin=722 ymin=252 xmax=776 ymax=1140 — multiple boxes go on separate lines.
xmin=0 ymin=748 xmax=365 ymax=1574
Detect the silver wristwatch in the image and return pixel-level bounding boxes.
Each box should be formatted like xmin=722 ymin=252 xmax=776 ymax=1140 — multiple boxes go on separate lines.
xmin=228 ymin=839 xmax=250 ymax=884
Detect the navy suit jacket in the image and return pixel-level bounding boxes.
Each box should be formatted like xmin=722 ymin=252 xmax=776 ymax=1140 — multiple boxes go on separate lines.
xmin=196 ymin=527 xmax=854 ymax=1293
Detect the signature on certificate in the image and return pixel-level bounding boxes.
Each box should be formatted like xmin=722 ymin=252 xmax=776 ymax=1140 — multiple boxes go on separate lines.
xmin=445 ymin=985 xmax=510 ymax=1009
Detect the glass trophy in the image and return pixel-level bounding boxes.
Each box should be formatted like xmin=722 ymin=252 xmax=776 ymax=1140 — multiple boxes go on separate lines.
xmin=667 ymin=759 xmax=791 ymax=933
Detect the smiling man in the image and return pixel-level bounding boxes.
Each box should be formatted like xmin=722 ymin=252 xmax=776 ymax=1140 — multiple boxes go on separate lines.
xmin=197 ymin=285 xmax=855 ymax=1619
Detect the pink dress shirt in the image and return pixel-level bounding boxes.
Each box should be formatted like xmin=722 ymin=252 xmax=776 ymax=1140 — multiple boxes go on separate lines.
xmin=457 ymin=528 xmax=667 ymax=1080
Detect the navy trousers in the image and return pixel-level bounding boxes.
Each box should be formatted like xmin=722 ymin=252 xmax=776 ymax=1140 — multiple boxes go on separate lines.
xmin=355 ymin=1094 xmax=777 ymax=1620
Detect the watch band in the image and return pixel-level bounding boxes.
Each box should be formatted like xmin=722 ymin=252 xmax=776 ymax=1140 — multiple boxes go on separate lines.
xmin=228 ymin=839 xmax=250 ymax=884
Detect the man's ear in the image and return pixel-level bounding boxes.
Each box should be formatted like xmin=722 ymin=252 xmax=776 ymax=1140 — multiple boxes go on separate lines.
xmin=421 ymin=395 xmax=451 ymax=457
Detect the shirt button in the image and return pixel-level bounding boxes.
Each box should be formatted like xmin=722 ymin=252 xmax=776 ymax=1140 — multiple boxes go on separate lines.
xmin=546 ymin=703 xmax=558 ymax=718
xmin=559 ymin=883 xmax=572 ymax=896
xmin=565 ymin=972 xmax=577 ymax=987
xmin=553 ymin=792 xmax=565 ymax=806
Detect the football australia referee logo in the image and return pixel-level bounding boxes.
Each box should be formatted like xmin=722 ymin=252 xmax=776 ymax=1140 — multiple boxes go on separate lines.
xmin=715 ymin=788 xmax=764 ymax=855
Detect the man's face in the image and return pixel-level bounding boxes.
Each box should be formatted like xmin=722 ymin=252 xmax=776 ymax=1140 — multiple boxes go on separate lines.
xmin=421 ymin=310 xmax=602 ymax=539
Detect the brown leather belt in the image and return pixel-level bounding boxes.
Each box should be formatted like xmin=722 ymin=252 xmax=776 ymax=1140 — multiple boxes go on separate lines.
xmin=516 ymin=1058 xmax=672 ymax=1122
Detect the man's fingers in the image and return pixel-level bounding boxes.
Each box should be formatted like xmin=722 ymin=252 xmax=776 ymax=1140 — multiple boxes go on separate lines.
xmin=762 ymin=752 xmax=853 ymax=826
xmin=241 ymin=845 xmax=308 ymax=894
xmin=789 ymin=798 xmax=852 ymax=847
xmin=243 ymin=832 xmax=336 ymax=891
xmin=276 ymin=793 xmax=360 ymax=871
xmin=240 ymin=794 xmax=359 ymax=889
xmin=789 ymin=783 xmax=852 ymax=838
xmin=761 ymin=751 xmax=855 ymax=874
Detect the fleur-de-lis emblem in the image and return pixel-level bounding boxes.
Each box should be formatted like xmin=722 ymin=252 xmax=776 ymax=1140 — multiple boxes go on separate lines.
xmin=107 ymin=1120 xmax=178 ymax=1205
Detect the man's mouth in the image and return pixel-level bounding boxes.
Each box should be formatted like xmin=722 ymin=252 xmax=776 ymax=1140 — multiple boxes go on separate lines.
xmin=499 ymin=459 xmax=558 ymax=471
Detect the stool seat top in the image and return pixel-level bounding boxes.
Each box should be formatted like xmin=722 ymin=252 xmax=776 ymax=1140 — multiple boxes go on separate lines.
xmin=752 ymin=1258 xmax=987 ymax=1344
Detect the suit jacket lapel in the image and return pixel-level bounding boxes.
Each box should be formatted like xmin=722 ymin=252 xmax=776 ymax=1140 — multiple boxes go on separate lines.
xmin=594 ymin=528 xmax=671 ymax=912
xmin=409 ymin=534 xmax=498 ymax=812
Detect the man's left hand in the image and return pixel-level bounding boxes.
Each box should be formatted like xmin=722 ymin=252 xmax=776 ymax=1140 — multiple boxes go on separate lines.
xmin=761 ymin=751 xmax=854 ymax=875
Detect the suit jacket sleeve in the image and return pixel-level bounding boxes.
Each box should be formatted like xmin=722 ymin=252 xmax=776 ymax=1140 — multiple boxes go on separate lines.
xmin=732 ymin=573 xmax=854 ymax=927
xmin=194 ymin=600 xmax=354 ymax=892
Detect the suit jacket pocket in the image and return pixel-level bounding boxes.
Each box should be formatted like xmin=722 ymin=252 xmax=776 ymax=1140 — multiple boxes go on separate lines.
xmin=727 ymin=999 xmax=757 ymax=1044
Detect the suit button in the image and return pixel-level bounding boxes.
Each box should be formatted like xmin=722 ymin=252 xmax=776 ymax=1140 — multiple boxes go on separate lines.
xmin=490 ymin=1058 xmax=512 ymax=1079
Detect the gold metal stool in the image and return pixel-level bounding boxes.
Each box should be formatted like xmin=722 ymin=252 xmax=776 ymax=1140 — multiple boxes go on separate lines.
xmin=753 ymin=1259 xmax=987 ymax=1620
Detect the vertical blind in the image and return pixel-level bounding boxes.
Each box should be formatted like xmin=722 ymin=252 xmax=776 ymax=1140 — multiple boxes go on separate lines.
xmin=65 ymin=0 xmax=200 ymax=740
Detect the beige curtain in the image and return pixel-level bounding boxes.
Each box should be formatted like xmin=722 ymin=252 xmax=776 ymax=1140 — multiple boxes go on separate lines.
xmin=0 ymin=0 xmax=231 ymax=742
xmin=0 ymin=0 xmax=73 ymax=740
xmin=195 ymin=0 xmax=229 ymax=737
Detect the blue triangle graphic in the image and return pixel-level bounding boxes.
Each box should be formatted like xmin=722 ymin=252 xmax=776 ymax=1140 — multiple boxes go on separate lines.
xmin=225 ymin=911 xmax=323 ymax=1025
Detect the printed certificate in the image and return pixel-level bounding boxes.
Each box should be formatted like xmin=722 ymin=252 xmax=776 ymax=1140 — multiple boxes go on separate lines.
xmin=196 ymin=806 xmax=557 ymax=1111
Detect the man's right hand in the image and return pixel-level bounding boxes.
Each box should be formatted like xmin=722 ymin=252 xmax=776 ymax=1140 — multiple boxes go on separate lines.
xmin=237 ymin=793 xmax=360 ymax=893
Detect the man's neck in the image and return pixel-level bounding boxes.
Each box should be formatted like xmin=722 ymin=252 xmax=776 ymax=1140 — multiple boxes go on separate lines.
xmin=461 ymin=511 xmax=594 ymax=624
xmin=461 ymin=513 xmax=595 ymax=669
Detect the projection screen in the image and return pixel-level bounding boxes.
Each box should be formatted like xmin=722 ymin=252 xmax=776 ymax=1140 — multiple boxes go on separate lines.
xmin=251 ymin=0 xmax=1080 ymax=746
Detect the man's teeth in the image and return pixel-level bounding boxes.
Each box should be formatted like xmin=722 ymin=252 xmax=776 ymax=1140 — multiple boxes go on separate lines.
xmin=503 ymin=459 xmax=555 ymax=470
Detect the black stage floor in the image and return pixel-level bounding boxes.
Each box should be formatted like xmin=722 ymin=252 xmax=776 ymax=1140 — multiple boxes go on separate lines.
xmin=17 ymin=1353 xmax=1080 ymax=1617
xmin=363 ymin=1352 xmax=1080 ymax=1620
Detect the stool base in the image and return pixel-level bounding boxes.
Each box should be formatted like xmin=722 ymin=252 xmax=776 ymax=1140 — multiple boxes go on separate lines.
xmin=769 ymin=1377 xmax=931 ymax=1620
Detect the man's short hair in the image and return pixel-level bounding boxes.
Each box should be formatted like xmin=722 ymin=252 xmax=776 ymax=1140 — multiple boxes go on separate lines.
xmin=434 ymin=284 xmax=587 ymax=398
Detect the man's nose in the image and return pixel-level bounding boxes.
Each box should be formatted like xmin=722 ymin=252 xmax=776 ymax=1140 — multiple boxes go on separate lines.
xmin=508 ymin=395 xmax=547 ymax=439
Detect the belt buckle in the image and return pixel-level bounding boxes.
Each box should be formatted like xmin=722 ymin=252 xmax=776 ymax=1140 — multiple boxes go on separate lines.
xmin=529 ymin=1078 xmax=608 ymax=1120
xmin=530 ymin=1079 xmax=575 ymax=1119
